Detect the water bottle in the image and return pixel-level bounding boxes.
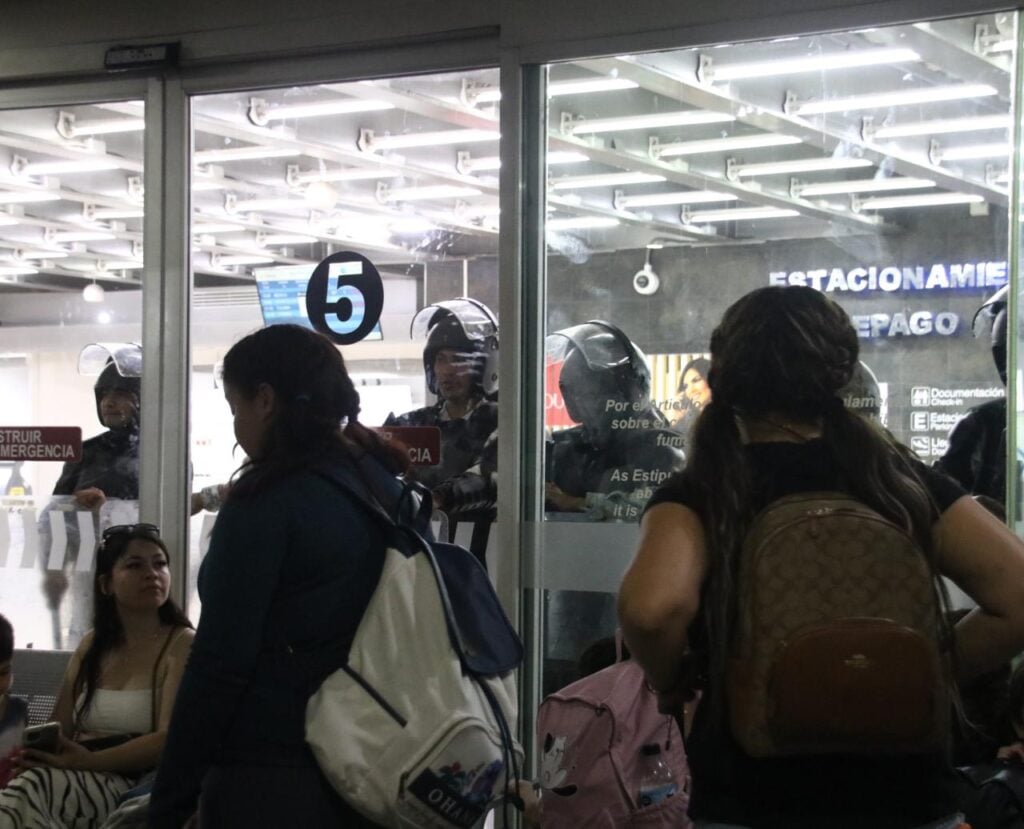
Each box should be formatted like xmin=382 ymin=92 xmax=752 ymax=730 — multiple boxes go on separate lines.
xmin=637 ymin=742 xmax=677 ymax=808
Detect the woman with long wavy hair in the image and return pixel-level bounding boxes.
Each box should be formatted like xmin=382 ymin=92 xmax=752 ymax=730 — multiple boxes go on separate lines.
xmin=0 ymin=524 xmax=193 ymax=828
xmin=619 ymin=286 xmax=1024 ymax=828
xmin=149 ymin=324 xmax=408 ymax=828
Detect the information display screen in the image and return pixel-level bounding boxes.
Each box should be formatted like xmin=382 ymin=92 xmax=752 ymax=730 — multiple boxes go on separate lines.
xmin=254 ymin=264 xmax=383 ymax=340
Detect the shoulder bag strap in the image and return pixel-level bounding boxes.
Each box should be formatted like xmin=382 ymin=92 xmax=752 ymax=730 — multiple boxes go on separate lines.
xmin=150 ymin=627 xmax=178 ymax=732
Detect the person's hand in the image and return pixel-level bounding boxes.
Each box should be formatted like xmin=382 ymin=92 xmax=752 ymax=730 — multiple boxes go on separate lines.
xmin=73 ymin=487 xmax=106 ymax=509
xmin=16 ymin=735 xmax=93 ymax=772
xmin=545 ymin=482 xmax=586 ymax=512
xmin=997 ymin=741 xmax=1024 ymax=763
xmin=509 ymin=780 xmax=541 ymax=828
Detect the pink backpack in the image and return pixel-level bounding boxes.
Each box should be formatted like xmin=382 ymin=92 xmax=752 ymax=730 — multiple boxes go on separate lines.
xmin=536 ymin=658 xmax=691 ymax=828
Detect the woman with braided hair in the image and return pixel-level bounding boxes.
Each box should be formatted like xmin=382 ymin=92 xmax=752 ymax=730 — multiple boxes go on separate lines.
xmin=618 ymin=286 xmax=1024 ymax=828
xmin=150 ymin=324 xmax=407 ymax=828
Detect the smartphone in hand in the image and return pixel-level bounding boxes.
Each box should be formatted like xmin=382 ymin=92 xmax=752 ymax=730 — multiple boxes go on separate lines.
xmin=23 ymin=722 xmax=60 ymax=754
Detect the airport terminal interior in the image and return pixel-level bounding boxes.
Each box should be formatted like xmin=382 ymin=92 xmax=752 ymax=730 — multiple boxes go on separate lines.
xmin=0 ymin=3 xmax=1021 ymax=791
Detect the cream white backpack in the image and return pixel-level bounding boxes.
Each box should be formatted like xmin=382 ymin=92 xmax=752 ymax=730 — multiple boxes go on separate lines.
xmin=305 ymin=471 xmax=523 ymax=829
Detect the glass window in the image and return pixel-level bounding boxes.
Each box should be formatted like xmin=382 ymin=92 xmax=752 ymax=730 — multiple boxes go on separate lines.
xmin=187 ymin=68 xmax=502 ymax=619
xmin=0 ymin=101 xmax=146 ymax=650
xmin=540 ymin=12 xmax=1015 ymax=693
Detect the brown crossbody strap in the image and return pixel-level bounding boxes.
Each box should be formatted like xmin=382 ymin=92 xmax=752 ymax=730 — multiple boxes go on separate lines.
xmin=150 ymin=627 xmax=177 ymax=733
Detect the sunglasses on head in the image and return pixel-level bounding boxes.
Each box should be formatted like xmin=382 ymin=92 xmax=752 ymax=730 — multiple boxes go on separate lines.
xmin=100 ymin=523 xmax=161 ymax=545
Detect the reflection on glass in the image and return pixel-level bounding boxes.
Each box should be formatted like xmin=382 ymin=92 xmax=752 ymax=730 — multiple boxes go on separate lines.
xmin=539 ymin=11 xmax=1016 ymax=697
xmin=0 ymin=102 xmax=145 ymax=650
xmin=544 ymin=321 xmax=684 ymax=522
xmin=188 ymin=68 xmax=503 ymax=604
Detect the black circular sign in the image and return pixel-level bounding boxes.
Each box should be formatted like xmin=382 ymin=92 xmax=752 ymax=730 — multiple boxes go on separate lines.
xmin=305 ymin=251 xmax=384 ymax=345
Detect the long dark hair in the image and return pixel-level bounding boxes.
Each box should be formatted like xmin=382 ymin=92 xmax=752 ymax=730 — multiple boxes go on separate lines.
xmin=222 ymin=324 xmax=409 ymax=498
xmin=73 ymin=527 xmax=192 ymax=731
xmin=678 ymin=357 xmax=710 ymax=394
xmin=688 ymin=286 xmax=947 ymax=715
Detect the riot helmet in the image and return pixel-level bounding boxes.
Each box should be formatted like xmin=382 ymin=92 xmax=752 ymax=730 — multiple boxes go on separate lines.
xmin=411 ymin=298 xmax=499 ymax=398
xmin=839 ymin=360 xmax=882 ymax=422
xmin=546 ymin=321 xmax=652 ymax=446
xmin=972 ymin=286 xmax=1008 ymax=384
xmin=79 ymin=342 xmax=142 ymax=428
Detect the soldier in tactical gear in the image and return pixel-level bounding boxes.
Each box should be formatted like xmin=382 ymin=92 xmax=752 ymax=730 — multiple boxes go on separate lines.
xmin=545 ymin=321 xmax=685 ymax=520
xmin=52 ymin=344 xmax=141 ymax=505
xmin=385 ymin=298 xmax=499 ymax=495
xmin=42 ymin=343 xmax=141 ymax=647
xmin=935 ymin=287 xmax=1008 ymax=505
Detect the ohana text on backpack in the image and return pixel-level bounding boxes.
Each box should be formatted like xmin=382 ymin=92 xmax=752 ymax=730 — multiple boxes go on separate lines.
xmin=305 ymin=469 xmax=524 ymax=829
xmin=536 ymin=654 xmax=690 ymax=827
xmin=727 ymin=491 xmax=951 ymax=758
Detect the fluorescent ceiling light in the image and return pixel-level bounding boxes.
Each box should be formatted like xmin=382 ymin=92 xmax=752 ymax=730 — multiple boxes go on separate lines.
xmin=0 ymin=266 xmax=38 ymax=276
xmin=797 ymin=177 xmax=935 ymax=196
xmin=547 ymin=216 xmax=620 ymax=230
xmin=87 ymin=207 xmax=144 ymax=219
xmin=229 ymin=197 xmax=310 ymax=212
xmin=15 ymin=249 xmax=68 ymax=259
xmin=939 ymin=143 xmax=1010 ymax=161
xmin=793 ymin=84 xmax=998 ymax=116
xmin=872 ymin=114 xmax=1011 ymax=139
xmin=550 ymin=78 xmax=638 ymax=97
xmin=688 ymin=206 xmax=800 ymax=222
xmin=859 ymin=193 xmax=985 ymax=210
xmin=49 ymin=231 xmax=116 ymax=242
xmin=101 ymin=260 xmax=144 ymax=270
xmin=384 ymin=184 xmax=482 ymax=201
xmin=461 ymin=150 xmax=589 ymax=173
xmin=362 ymin=129 xmax=498 ymax=151
xmin=570 ymin=111 xmax=734 ymax=135
xmin=254 ymin=98 xmax=393 ymax=122
xmin=657 ymin=134 xmax=801 ymax=157
xmin=63 ymin=117 xmax=145 ymax=137
xmin=0 ymin=191 xmax=61 ymax=204
xmin=550 ymin=172 xmax=665 ymax=190
xmin=706 ymin=47 xmax=920 ymax=82
xmin=192 ymin=223 xmax=244 ymax=234
xmin=733 ymin=157 xmax=873 ymax=177
xmin=18 ymin=159 xmax=120 ymax=175
xmin=213 ymin=254 xmax=276 ymax=266
xmin=260 ymin=233 xmax=318 ymax=245
xmin=617 ymin=190 xmax=738 ymax=208
xmin=473 ymin=77 xmax=638 ymax=104
xmin=288 ymin=166 xmax=399 ymax=184
xmin=194 ymin=147 xmax=296 ymax=164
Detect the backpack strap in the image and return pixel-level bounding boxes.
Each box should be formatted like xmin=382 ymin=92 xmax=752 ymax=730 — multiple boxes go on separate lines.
xmin=322 ymin=455 xmax=434 ymax=539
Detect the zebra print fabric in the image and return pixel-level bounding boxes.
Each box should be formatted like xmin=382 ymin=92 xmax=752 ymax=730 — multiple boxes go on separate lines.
xmin=0 ymin=766 xmax=134 ymax=828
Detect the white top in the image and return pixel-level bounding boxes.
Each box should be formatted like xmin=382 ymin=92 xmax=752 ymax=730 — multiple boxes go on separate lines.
xmin=78 ymin=688 xmax=152 ymax=736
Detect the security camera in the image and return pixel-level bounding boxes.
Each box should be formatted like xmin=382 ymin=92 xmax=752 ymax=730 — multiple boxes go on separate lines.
xmin=633 ymin=263 xmax=660 ymax=296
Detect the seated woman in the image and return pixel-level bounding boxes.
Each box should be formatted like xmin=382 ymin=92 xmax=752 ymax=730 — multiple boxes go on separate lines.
xmin=0 ymin=523 xmax=193 ymax=828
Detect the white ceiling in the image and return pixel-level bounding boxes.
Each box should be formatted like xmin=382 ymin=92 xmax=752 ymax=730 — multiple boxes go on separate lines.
xmin=0 ymin=11 xmax=1012 ymax=296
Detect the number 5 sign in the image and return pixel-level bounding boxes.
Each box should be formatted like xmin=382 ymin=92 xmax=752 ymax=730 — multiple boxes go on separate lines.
xmin=305 ymin=251 xmax=384 ymax=345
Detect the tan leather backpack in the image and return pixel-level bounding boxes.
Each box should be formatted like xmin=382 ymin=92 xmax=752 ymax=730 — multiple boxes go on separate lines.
xmin=727 ymin=491 xmax=951 ymax=757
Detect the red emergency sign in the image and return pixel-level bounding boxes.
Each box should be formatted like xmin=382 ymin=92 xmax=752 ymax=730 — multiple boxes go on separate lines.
xmin=374 ymin=426 xmax=442 ymax=467
xmin=545 ymin=359 xmax=576 ymax=429
xmin=0 ymin=427 xmax=82 ymax=462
